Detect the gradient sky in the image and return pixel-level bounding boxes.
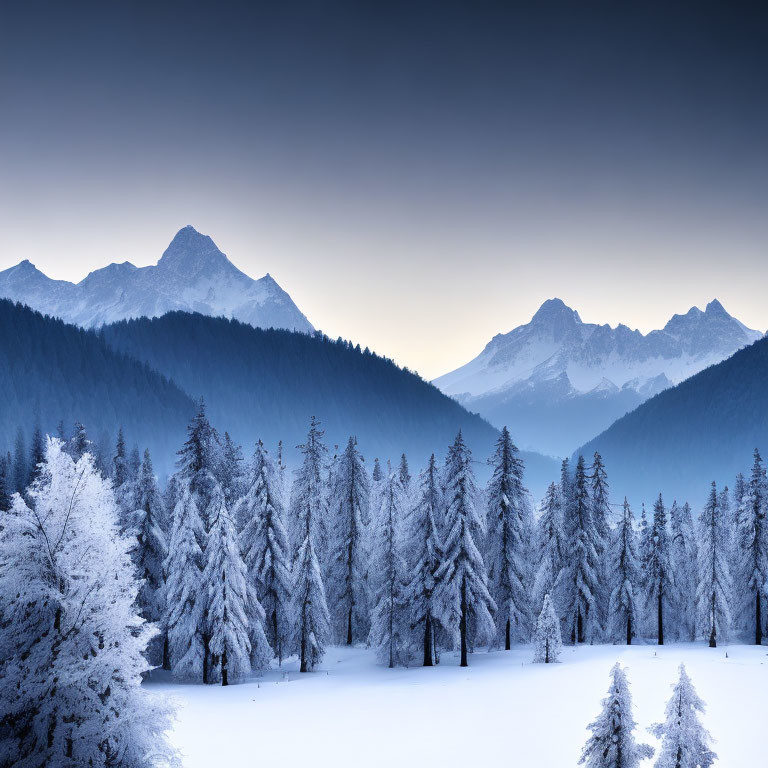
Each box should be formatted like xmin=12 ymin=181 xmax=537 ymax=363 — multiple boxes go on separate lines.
xmin=1 ymin=1 xmax=767 ymax=379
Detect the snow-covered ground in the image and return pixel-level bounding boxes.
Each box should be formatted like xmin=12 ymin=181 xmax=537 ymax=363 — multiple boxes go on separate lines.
xmin=148 ymin=642 xmax=766 ymax=767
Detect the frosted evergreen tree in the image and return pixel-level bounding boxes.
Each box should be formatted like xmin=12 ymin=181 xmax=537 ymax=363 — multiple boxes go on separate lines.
xmin=590 ymin=452 xmax=611 ymax=627
xmin=129 ymin=448 xmax=168 ymax=666
xmin=113 ymin=427 xmax=129 ymax=487
xmin=647 ymin=494 xmax=673 ymax=645
xmin=533 ymin=482 xmax=567 ymax=619
xmin=28 ymin=424 xmax=44 ymax=484
xmin=13 ymin=427 xmax=27 ymax=494
xmin=579 ymin=663 xmax=653 ymax=767
xmin=406 ymin=453 xmax=444 ymax=666
xmin=0 ymin=439 xmax=178 ymax=768
xmin=237 ymin=440 xmax=292 ymax=664
xmin=434 ymin=431 xmax=496 ymax=667
xmin=369 ymin=472 xmax=410 ymax=667
xmin=290 ymin=418 xmax=332 ymax=672
xmin=608 ymin=498 xmax=642 ymax=645
xmin=327 ymin=436 xmax=371 ymax=644
xmin=373 ymin=457 xmax=383 ymax=483
xmin=218 ymin=431 xmax=245 ymax=507
xmin=399 ymin=453 xmax=411 ymax=493
xmin=204 ymin=486 xmax=269 ymax=684
xmin=736 ymin=449 xmax=768 ymax=644
xmin=0 ymin=454 xmax=11 ymax=512
xmin=650 ymin=665 xmax=715 ymax=768
xmin=164 ymin=480 xmax=206 ymax=680
xmin=485 ymin=426 xmax=529 ymax=649
xmin=68 ymin=421 xmax=89 ymax=461
xmin=532 ymin=594 xmax=562 ymax=663
xmin=697 ymin=482 xmax=732 ymax=647
xmin=669 ymin=501 xmax=698 ymax=641
xmin=562 ymin=455 xmax=601 ymax=644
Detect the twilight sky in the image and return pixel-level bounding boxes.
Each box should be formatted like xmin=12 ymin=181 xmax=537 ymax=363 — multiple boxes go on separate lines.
xmin=1 ymin=0 xmax=767 ymax=379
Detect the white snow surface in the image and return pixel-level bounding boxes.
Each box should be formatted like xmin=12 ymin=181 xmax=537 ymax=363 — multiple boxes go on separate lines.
xmin=434 ymin=297 xmax=763 ymax=401
xmin=0 ymin=226 xmax=314 ymax=333
xmin=150 ymin=642 xmax=766 ymax=767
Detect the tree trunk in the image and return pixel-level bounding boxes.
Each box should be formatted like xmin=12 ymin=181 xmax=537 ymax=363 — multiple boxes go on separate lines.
xmin=203 ymin=635 xmax=210 ymax=683
xmin=505 ymin=617 xmax=511 ymax=650
xmin=460 ymin=580 xmax=468 ymax=667
xmin=545 ymin=639 xmax=549 ymax=664
xmin=626 ymin=613 xmax=632 ymax=646
xmin=347 ymin=605 xmax=353 ymax=646
xmin=657 ymin=588 xmax=664 ymax=645
xmin=272 ymin=609 xmax=280 ymax=665
xmin=162 ymin=634 xmax=170 ymax=671
xmin=756 ymin=592 xmax=762 ymax=646
xmin=709 ymin=596 xmax=716 ymax=648
xmin=300 ymin=623 xmax=308 ymax=673
xmin=221 ymin=649 xmax=228 ymax=687
xmin=423 ymin=613 xmax=433 ymax=666
xmin=577 ymin=609 xmax=584 ymax=644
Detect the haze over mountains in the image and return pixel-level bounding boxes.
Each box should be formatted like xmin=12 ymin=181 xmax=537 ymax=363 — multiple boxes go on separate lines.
xmin=434 ymin=297 xmax=763 ymax=457
xmin=0 ymin=226 xmax=313 ymax=333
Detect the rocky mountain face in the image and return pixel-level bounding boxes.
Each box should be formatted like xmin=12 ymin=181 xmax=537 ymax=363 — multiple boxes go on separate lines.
xmin=434 ymin=298 xmax=763 ymax=457
xmin=0 ymin=226 xmax=313 ymax=333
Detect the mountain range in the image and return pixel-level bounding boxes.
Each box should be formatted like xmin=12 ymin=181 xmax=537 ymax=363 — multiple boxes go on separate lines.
xmin=0 ymin=226 xmax=313 ymax=333
xmin=434 ymin=298 xmax=763 ymax=457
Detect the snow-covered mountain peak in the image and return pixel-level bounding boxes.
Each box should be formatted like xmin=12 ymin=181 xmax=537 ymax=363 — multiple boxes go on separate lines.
xmin=530 ymin=297 xmax=582 ymax=328
xmin=0 ymin=227 xmax=313 ymax=333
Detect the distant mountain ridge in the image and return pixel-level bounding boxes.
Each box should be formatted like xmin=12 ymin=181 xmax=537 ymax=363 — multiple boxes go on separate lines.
xmin=0 ymin=226 xmax=313 ymax=333
xmin=577 ymin=334 xmax=768 ymax=506
xmin=434 ymin=298 xmax=763 ymax=457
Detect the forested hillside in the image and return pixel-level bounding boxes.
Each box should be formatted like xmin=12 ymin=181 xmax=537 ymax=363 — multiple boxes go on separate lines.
xmin=578 ymin=335 xmax=768 ymax=504
xmin=0 ymin=300 xmax=194 ymax=469
xmin=101 ymin=312 xmax=557 ymax=491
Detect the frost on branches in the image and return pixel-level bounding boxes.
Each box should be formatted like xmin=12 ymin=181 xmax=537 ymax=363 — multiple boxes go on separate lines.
xmin=0 ymin=438 xmax=178 ymax=768
xmin=532 ymin=594 xmax=562 ymax=663
xmin=579 ymin=663 xmax=653 ymax=768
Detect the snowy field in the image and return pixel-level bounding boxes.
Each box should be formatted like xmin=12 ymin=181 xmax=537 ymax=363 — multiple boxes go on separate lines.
xmin=149 ymin=642 xmax=767 ymax=767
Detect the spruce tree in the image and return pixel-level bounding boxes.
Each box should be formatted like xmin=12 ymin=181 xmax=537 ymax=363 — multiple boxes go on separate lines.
xmin=237 ymin=440 xmax=292 ymax=664
xmin=327 ymin=436 xmax=371 ymax=645
xmin=12 ymin=427 xmax=27 ymax=494
xmin=579 ymin=664 xmax=653 ymax=767
xmin=608 ymin=498 xmax=642 ymax=645
xmin=164 ymin=480 xmax=206 ymax=680
xmin=68 ymin=421 xmax=89 ymax=461
xmin=434 ymin=431 xmax=496 ymax=667
xmin=736 ymin=449 xmax=768 ymax=644
xmin=532 ymin=594 xmax=562 ymax=663
xmin=406 ymin=454 xmax=444 ymax=666
xmin=650 ymin=665 xmax=716 ymax=768
xmin=669 ymin=501 xmax=698 ymax=641
xmin=485 ymin=426 xmax=529 ymax=649
xmin=562 ymin=455 xmax=601 ymax=644
xmin=28 ymin=424 xmax=44 ymax=485
xmin=204 ymin=487 xmax=269 ymax=684
xmin=532 ymin=482 xmax=566 ymax=620
xmin=647 ymin=494 xmax=673 ymax=645
xmin=218 ymin=431 xmax=245 ymax=506
xmin=113 ymin=427 xmax=129 ymax=488
xmin=290 ymin=419 xmax=332 ymax=672
xmin=369 ymin=472 xmax=410 ymax=667
xmin=129 ymin=448 xmax=168 ymax=666
xmin=0 ymin=454 xmax=10 ymax=512
xmin=589 ymin=451 xmax=612 ymax=626
xmin=697 ymin=482 xmax=732 ymax=648
xmin=398 ymin=453 xmax=411 ymax=493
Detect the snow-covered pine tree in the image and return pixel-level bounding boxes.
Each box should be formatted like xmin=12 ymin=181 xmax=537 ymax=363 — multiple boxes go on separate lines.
xmin=589 ymin=452 xmax=611 ymax=629
xmin=669 ymin=501 xmax=698 ymax=641
xmin=485 ymin=426 xmax=529 ymax=649
xmin=290 ymin=418 xmax=332 ymax=672
xmin=113 ymin=427 xmax=129 ymax=488
xmin=163 ymin=480 xmax=206 ymax=680
xmin=373 ymin=457 xmax=383 ymax=483
xmin=532 ymin=594 xmax=562 ymax=663
xmin=327 ymin=436 xmax=371 ymax=645
xmin=532 ymin=482 xmax=566 ymax=621
xmin=369 ymin=472 xmax=410 ymax=667
xmin=177 ymin=398 xmax=220 ymax=524
xmin=406 ymin=453 xmax=444 ymax=666
xmin=218 ymin=431 xmax=245 ymax=507
xmin=237 ymin=440 xmax=292 ymax=664
xmin=697 ymin=482 xmax=732 ymax=648
xmin=562 ymin=455 xmax=601 ymax=644
xmin=0 ymin=438 xmax=178 ymax=768
xmin=129 ymin=448 xmax=168 ymax=666
xmin=736 ymin=449 xmax=768 ymax=644
xmin=0 ymin=453 xmax=10 ymax=512
xmin=647 ymin=494 xmax=673 ymax=645
xmin=204 ymin=486 xmax=270 ymax=684
xmin=398 ymin=453 xmax=411 ymax=494
xmin=608 ymin=498 xmax=642 ymax=645
xmin=579 ymin=663 xmax=653 ymax=767
xmin=650 ymin=664 xmax=716 ymax=768
xmin=434 ymin=431 xmax=496 ymax=667
xmin=68 ymin=421 xmax=89 ymax=461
